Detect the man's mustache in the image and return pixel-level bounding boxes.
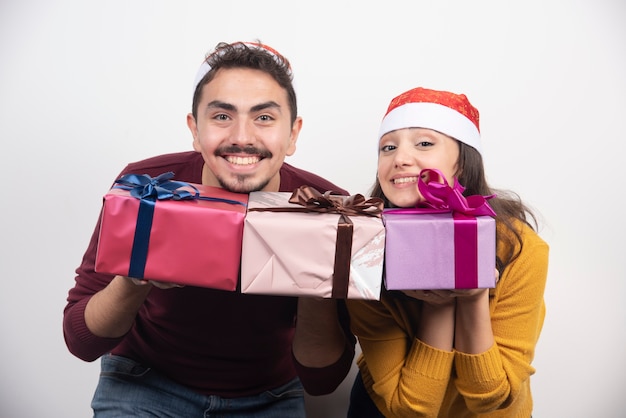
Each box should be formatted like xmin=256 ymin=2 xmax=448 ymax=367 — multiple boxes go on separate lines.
xmin=216 ymin=145 xmax=272 ymax=158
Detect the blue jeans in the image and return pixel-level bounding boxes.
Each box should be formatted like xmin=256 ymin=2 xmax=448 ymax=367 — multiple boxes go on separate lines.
xmin=92 ymin=354 xmax=306 ymax=417
xmin=347 ymin=371 xmax=385 ymax=418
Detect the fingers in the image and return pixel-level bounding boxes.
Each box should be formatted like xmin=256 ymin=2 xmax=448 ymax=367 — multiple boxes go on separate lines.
xmin=126 ymin=277 xmax=151 ymax=286
xmin=150 ymin=281 xmax=185 ymax=289
xmin=405 ymin=288 xmax=485 ymax=299
xmin=401 ymin=289 xmax=432 ymax=301
xmin=401 ymin=290 xmax=455 ymax=306
xmin=124 ymin=276 xmax=185 ymax=289
xmin=448 ymin=288 xmax=488 ymax=299
xmin=429 ymin=290 xmax=452 ymax=298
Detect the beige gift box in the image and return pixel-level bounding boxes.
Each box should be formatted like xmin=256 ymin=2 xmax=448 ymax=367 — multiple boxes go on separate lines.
xmin=241 ymin=187 xmax=385 ymax=299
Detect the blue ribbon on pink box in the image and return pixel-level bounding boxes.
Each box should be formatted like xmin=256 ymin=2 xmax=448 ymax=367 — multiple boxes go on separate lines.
xmin=383 ymin=169 xmax=496 ymax=289
xmin=114 ymin=172 xmax=246 ymax=279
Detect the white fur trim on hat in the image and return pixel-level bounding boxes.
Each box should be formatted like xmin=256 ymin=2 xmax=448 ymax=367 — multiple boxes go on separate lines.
xmin=378 ymin=102 xmax=482 ymax=154
xmin=192 ymin=60 xmax=212 ymax=95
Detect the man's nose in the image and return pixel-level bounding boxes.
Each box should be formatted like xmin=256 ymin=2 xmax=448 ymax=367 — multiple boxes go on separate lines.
xmin=230 ymin=119 xmax=255 ymax=146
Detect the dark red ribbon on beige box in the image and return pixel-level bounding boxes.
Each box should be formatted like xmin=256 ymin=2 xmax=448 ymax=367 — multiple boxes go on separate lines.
xmin=249 ymin=186 xmax=384 ymax=298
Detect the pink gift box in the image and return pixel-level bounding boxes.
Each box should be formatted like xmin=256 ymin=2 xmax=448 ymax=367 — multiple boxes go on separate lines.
xmin=95 ymin=175 xmax=248 ymax=290
xmin=383 ymin=210 xmax=496 ymax=290
xmin=241 ymin=189 xmax=385 ymax=299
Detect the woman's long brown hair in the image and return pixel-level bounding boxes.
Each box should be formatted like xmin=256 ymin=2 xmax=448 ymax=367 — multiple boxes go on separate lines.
xmin=370 ymin=141 xmax=538 ymax=274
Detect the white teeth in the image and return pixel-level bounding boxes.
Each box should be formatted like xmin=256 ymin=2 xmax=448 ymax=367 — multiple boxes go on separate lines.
xmin=225 ymin=156 xmax=260 ymax=165
xmin=393 ymin=176 xmax=417 ymax=184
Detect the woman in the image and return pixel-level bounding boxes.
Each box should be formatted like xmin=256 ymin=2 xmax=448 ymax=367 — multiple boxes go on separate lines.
xmin=346 ymin=87 xmax=549 ymax=417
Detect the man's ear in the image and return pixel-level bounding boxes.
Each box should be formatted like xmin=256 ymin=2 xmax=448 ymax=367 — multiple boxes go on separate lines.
xmin=286 ymin=116 xmax=303 ymax=156
xmin=187 ymin=113 xmax=200 ymax=151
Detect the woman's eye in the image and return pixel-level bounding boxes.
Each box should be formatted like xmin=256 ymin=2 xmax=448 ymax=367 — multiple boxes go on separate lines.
xmin=416 ymin=141 xmax=433 ymax=147
xmin=381 ymin=144 xmax=396 ymax=152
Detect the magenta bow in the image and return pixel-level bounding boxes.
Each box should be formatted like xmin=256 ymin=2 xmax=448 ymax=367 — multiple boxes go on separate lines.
xmin=415 ymin=169 xmax=496 ymax=217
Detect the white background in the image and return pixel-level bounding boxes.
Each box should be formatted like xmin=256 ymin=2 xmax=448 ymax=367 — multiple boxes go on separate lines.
xmin=1 ymin=1 xmax=624 ymax=417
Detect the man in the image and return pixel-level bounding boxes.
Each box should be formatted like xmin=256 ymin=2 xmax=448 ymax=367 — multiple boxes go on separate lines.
xmin=63 ymin=41 xmax=355 ymax=417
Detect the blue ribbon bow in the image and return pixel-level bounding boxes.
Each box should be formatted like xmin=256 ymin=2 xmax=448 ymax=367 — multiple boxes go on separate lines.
xmin=113 ymin=172 xmax=245 ymax=279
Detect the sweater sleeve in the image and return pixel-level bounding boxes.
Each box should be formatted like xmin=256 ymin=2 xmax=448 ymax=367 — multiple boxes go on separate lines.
xmin=453 ymin=224 xmax=549 ymax=415
xmin=347 ymin=298 xmax=454 ymax=418
xmin=62 ymin=154 xmax=204 ymax=362
xmin=347 ymin=223 xmax=549 ymax=417
xmin=292 ymin=300 xmax=356 ymax=395
xmin=62 ymin=213 xmax=127 ymax=361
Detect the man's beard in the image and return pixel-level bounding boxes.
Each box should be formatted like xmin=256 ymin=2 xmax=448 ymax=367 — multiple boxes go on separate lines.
xmin=217 ymin=173 xmax=271 ymax=194
xmin=214 ymin=145 xmax=273 ymax=193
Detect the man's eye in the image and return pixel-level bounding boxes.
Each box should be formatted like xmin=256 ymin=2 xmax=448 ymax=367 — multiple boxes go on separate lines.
xmin=258 ymin=115 xmax=272 ymax=121
xmin=215 ymin=114 xmax=229 ymax=121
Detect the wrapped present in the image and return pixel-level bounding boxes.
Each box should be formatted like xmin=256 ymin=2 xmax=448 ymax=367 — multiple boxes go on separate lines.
xmin=383 ymin=169 xmax=496 ymax=290
xmin=95 ymin=172 xmax=248 ymax=290
xmin=241 ymin=186 xmax=385 ymax=299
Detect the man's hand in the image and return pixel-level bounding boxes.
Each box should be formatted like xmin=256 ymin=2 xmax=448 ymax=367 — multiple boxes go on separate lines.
xmin=127 ymin=277 xmax=185 ymax=289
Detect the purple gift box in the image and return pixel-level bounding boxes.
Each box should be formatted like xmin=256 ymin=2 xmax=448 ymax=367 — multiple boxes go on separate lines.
xmin=383 ymin=210 xmax=495 ymax=290
xmin=382 ymin=168 xmax=497 ymax=290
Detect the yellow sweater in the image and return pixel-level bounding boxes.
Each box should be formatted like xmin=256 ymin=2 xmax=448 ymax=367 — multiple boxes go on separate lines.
xmin=347 ymin=221 xmax=549 ymax=417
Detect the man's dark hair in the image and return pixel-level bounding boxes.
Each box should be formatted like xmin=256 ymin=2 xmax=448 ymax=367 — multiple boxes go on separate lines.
xmin=191 ymin=41 xmax=297 ymax=124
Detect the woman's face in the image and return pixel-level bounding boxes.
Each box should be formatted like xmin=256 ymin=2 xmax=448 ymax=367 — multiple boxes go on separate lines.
xmin=377 ymin=127 xmax=460 ymax=208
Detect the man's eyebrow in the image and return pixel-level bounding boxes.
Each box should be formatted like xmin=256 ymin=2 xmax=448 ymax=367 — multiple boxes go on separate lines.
xmin=204 ymin=100 xmax=281 ymax=114
xmin=250 ymin=101 xmax=281 ymax=114
xmin=205 ymin=100 xmax=236 ymax=112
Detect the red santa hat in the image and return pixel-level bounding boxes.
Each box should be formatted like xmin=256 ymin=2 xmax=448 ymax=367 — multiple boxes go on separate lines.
xmin=192 ymin=41 xmax=292 ymax=94
xmin=378 ymin=87 xmax=482 ymax=154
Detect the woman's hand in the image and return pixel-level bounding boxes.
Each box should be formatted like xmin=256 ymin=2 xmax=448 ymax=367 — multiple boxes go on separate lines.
xmin=401 ymin=289 xmax=455 ymax=305
xmin=400 ymin=269 xmax=499 ymax=302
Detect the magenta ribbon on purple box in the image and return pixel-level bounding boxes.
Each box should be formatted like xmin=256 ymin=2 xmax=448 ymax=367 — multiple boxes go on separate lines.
xmin=114 ymin=172 xmax=246 ymax=279
xmin=384 ymin=169 xmax=496 ymax=289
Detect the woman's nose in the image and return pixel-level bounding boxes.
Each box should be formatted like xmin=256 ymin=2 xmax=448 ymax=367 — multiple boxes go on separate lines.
xmin=393 ymin=147 xmax=414 ymax=168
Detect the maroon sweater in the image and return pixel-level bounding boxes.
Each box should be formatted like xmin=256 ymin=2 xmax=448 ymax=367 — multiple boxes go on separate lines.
xmin=63 ymin=151 xmax=355 ymax=397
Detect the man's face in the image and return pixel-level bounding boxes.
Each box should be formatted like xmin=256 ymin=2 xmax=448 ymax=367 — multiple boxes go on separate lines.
xmin=187 ymin=67 xmax=301 ymax=193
